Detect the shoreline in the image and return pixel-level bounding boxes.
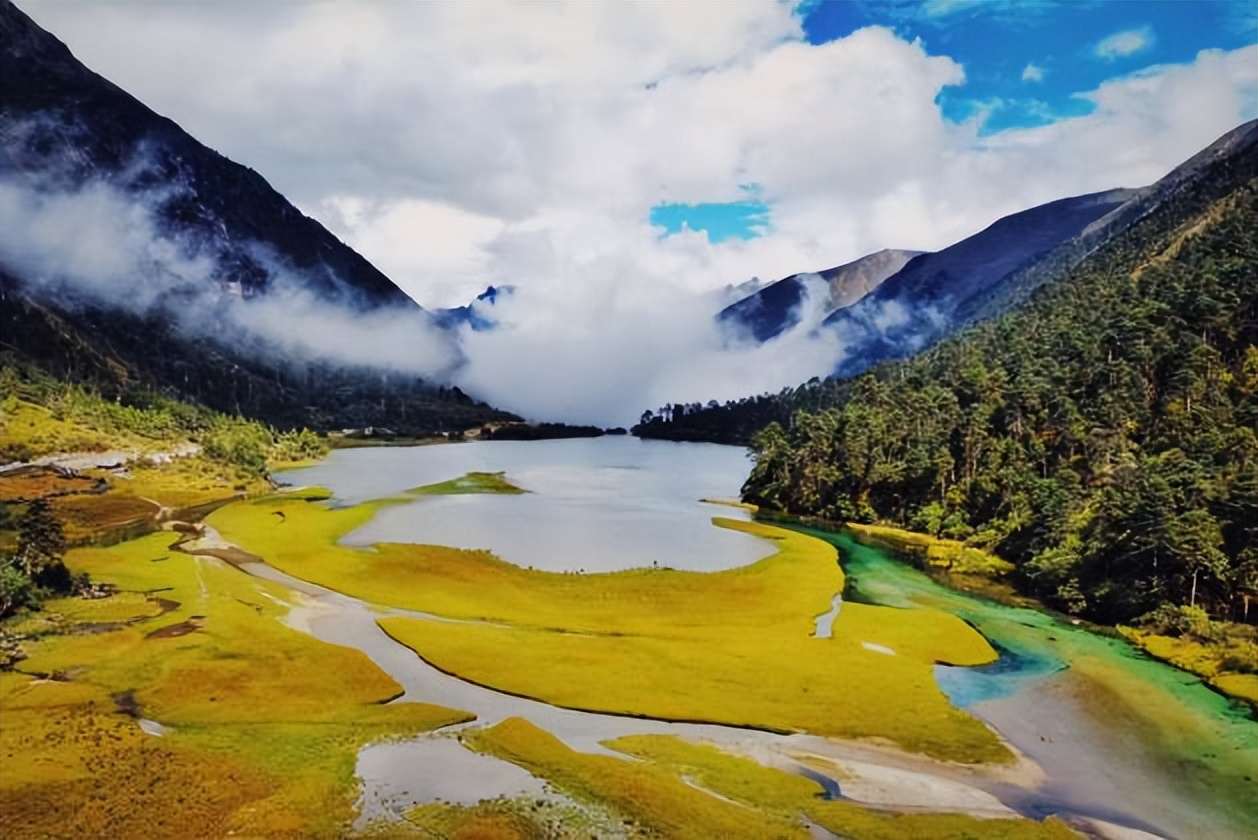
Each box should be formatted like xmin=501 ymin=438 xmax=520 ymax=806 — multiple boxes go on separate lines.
xmin=200 ymin=504 xmax=1188 ymax=837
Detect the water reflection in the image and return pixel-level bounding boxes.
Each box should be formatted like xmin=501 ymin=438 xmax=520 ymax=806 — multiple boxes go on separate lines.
xmin=281 ymin=437 xmax=772 ymax=572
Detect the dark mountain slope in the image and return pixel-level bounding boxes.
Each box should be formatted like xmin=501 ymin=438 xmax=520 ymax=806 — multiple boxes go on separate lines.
xmin=820 ymin=188 xmax=1134 ymax=375
xmin=0 ymin=270 xmax=509 ymax=434
xmin=0 ymin=0 xmax=405 ymax=308
xmin=820 ymin=120 xmax=1258 ymax=379
xmin=958 ymin=118 xmax=1258 ymax=328
xmin=718 ymin=249 xmax=920 ymax=343
xmin=0 ymin=0 xmax=517 ymax=432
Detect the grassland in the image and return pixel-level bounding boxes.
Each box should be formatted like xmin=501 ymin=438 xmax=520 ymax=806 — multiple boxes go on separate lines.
xmin=0 ymin=531 xmax=471 ymax=838
xmin=209 ymin=488 xmax=1007 ymax=762
xmin=845 ymin=523 xmax=1015 ymax=576
xmin=0 ymin=388 xmax=283 ymax=550
xmin=441 ymin=718 xmax=1079 ymax=840
xmin=408 ymin=471 xmax=528 ymax=496
xmin=1 ymin=398 xmax=130 ymax=459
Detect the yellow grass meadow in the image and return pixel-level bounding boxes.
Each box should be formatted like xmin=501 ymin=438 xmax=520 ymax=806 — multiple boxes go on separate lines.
xmin=0 ymin=530 xmax=470 ymax=838
xmin=211 ymin=487 xmax=1006 ymax=762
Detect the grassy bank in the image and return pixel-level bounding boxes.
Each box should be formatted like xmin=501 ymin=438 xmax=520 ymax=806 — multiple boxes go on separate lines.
xmin=1119 ymin=625 xmax=1258 ymax=705
xmin=845 ymin=523 xmax=1014 ymax=576
xmin=437 ymin=718 xmax=1080 ymax=840
xmin=845 ymin=522 xmax=1258 ymax=707
xmin=210 ymin=485 xmax=1007 ymax=763
xmin=0 ymin=531 xmax=470 ymax=838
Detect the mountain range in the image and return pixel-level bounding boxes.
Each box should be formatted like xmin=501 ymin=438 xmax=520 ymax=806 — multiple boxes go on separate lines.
xmin=4 ymin=0 xmax=1256 ymax=439
xmin=639 ymin=116 xmax=1258 ymax=443
xmin=716 ymin=119 xmax=1258 ymax=380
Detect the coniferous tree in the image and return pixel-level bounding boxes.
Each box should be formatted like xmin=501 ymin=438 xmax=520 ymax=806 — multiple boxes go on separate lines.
xmin=16 ymin=499 xmax=71 ymax=592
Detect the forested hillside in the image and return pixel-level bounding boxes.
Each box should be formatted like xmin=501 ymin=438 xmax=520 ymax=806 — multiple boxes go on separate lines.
xmin=739 ymin=183 xmax=1257 ymax=625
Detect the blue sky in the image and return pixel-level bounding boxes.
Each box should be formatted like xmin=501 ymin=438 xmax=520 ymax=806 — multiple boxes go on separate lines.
xmin=650 ymin=191 xmax=772 ymax=244
xmin=652 ymin=0 xmax=1257 ymax=242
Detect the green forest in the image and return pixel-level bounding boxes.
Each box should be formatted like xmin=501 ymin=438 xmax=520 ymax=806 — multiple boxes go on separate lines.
xmin=0 ymin=359 xmax=329 ymax=623
xmin=736 ymin=184 xmax=1257 ymax=627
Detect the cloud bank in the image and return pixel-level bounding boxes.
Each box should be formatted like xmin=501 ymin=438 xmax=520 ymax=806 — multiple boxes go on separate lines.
xmin=15 ymin=2 xmax=1258 ymax=426
xmin=0 ymin=171 xmax=461 ymax=380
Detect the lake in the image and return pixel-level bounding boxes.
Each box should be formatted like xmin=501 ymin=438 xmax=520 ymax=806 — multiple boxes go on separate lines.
xmin=280 ymin=436 xmax=773 ymax=573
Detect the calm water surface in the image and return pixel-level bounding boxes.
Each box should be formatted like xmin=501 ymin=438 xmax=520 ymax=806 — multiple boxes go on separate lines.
xmin=280 ymin=436 xmax=772 ymax=572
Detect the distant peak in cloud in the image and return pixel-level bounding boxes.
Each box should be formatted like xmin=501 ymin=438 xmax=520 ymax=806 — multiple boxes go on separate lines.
xmin=1095 ymin=25 xmax=1155 ymax=60
xmin=1022 ymin=62 xmax=1045 ymax=82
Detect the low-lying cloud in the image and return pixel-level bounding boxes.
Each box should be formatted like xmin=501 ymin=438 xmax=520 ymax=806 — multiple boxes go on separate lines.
xmin=450 ymin=280 xmax=845 ymax=427
xmin=0 ymin=171 xmax=462 ymax=380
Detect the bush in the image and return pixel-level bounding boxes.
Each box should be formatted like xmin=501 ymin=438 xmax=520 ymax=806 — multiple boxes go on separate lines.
xmin=202 ymin=422 xmax=271 ymax=478
xmin=0 ymin=559 xmax=37 ymax=619
xmin=1137 ymin=603 xmax=1225 ymax=642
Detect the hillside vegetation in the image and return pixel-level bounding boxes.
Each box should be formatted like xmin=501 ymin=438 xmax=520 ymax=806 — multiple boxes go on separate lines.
xmin=0 ymin=358 xmax=327 ymax=621
xmin=735 ymin=184 xmax=1256 ymax=635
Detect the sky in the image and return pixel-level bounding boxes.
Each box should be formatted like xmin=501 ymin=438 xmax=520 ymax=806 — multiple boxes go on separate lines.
xmin=14 ymin=0 xmax=1258 ymax=425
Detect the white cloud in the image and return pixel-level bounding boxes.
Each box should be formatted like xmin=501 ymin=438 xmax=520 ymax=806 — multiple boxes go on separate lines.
xmin=1022 ymin=63 xmax=1045 ymax=82
xmin=12 ymin=2 xmax=1258 ymax=425
xmin=320 ymin=196 xmax=505 ymax=307
xmin=0 ymin=173 xmax=461 ymax=379
xmin=1095 ymin=25 xmax=1155 ymax=60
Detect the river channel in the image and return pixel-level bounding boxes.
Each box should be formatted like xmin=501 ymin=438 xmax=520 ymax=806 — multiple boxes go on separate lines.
xmin=253 ymin=437 xmax=1256 ymax=840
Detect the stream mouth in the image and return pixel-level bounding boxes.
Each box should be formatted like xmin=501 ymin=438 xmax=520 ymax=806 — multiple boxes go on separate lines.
xmin=934 ymin=641 xmax=1065 ymax=708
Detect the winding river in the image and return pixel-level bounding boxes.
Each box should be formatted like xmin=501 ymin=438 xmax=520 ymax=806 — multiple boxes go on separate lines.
xmin=253 ymin=437 xmax=1256 ymax=840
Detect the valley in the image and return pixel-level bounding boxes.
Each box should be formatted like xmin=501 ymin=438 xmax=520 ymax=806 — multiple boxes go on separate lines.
xmin=3 ymin=433 xmax=1254 ymax=839
xmin=3 ymin=2 xmax=1256 ymax=837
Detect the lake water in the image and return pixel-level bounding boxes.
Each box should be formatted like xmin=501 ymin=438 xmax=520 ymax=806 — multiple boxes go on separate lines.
xmin=279 ymin=436 xmax=773 ymax=573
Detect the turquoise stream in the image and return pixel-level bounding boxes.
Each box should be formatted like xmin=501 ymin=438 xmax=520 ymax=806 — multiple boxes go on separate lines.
xmin=791 ymin=524 xmax=1258 ymax=840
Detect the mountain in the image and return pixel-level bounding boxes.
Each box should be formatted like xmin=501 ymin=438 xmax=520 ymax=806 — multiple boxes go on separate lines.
xmin=718 ymin=249 xmax=921 ymax=343
xmin=717 ymin=276 xmax=770 ymax=308
xmin=433 ymin=285 xmax=513 ymax=332
xmin=818 ymin=189 xmax=1134 ymax=375
xmin=0 ymin=1 xmax=408 ymax=310
xmin=820 ymin=119 xmax=1258 ymax=378
xmin=0 ymin=0 xmax=516 ymax=433
xmin=635 ymin=119 xmax=1258 ymax=445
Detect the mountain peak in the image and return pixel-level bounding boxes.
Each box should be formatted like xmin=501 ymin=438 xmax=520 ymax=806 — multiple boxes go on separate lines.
xmin=718 ymin=248 xmax=922 ymax=344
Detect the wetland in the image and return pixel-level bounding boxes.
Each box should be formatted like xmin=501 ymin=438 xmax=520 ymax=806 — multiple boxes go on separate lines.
xmin=3 ymin=436 xmax=1255 ymax=839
